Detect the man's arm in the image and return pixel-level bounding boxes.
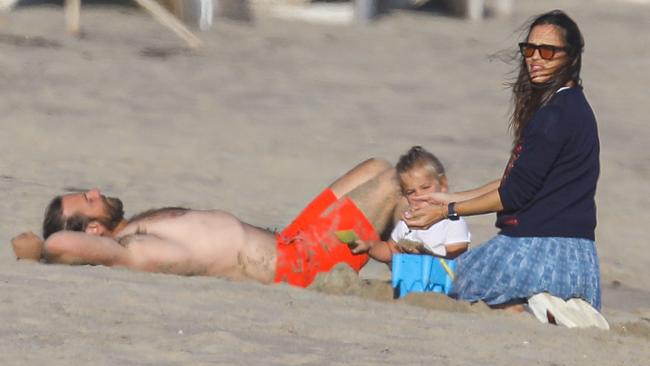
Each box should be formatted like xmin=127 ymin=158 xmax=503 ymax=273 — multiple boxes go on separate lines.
xmin=43 ymin=231 xmax=130 ymax=267
xmin=17 ymin=230 xmax=195 ymax=276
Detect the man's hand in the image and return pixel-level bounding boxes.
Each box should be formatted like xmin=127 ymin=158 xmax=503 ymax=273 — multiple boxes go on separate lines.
xmin=11 ymin=231 xmax=44 ymax=261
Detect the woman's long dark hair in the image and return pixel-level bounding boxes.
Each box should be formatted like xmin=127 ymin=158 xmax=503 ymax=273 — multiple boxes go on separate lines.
xmin=509 ymin=10 xmax=584 ymax=144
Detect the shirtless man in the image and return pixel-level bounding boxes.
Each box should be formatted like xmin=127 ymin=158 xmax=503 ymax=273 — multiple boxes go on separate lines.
xmin=11 ymin=158 xmax=401 ymax=287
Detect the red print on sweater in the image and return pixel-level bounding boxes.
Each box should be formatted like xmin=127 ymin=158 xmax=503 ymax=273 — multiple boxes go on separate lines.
xmin=499 ymin=142 xmax=523 ymax=227
xmin=502 ymin=142 xmax=523 ymax=183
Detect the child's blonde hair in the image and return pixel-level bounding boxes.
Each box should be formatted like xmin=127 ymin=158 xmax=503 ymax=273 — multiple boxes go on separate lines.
xmin=396 ymin=146 xmax=445 ymax=178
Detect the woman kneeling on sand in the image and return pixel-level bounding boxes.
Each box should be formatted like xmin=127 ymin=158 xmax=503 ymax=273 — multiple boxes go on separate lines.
xmin=402 ymin=10 xmax=608 ymax=329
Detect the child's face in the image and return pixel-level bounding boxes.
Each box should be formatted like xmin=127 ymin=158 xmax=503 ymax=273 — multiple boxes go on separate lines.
xmin=399 ymin=166 xmax=447 ymax=206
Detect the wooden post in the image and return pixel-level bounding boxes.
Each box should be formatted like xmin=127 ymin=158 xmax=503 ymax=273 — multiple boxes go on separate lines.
xmin=133 ymin=0 xmax=203 ymax=48
xmin=64 ymin=0 xmax=81 ymax=36
xmin=160 ymin=0 xmax=185 ymax=19
xmin=0 ymin=0 xmax=21 ymax=11
xmin=215 ymin=0 xmax=251 ymax=22
xmin=355 ymin=0 xmax=380 ymax=23
xmin=59 ymin=0 xmax=204 ymax=48
xmin=445 ymin=0 xmax=484 ymax=21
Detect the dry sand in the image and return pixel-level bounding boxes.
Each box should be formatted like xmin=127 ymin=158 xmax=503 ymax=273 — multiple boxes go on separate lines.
xmin=1 ymin=0 xmax=649 ymax=364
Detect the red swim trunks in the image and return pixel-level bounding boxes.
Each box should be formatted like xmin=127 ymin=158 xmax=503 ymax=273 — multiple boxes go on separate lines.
xmin=274 ymin=188 xmax=379 ymax=287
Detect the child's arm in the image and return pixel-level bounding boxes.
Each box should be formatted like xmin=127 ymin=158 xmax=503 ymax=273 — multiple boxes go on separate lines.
xmin=351 ymin=239 xmax=401 ymax=264
xmin=369 ymin=240 xmax=401 ymax=263
xmin=436 ymin=218 xmax=471 ymax=258
xmin=440 ymin=241 xmax=469 ymax=259
xmin=412 ymin=218 xmax=471 ymax=258
xmin=408 ymin=241 xmax=468 ymax=259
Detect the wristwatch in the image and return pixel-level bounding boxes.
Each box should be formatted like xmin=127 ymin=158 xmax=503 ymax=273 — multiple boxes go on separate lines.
xmin=447 ymin=202 xmax=460 ymax=221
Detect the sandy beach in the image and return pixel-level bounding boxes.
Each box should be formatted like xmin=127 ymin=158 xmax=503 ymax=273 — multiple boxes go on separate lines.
xmin=1 ymin=0 xmax=649 ymax=364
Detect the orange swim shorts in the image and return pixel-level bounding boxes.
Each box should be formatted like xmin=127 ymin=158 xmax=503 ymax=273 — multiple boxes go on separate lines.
xmin=274 ymin=188 xmax=379 ymax=288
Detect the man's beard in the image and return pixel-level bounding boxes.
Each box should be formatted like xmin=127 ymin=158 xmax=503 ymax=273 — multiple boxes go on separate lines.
xmin=98 ymin=196 xmax=125 ymax=230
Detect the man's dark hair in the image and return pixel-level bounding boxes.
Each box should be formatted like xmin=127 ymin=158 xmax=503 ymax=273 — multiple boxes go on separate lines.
xmin=42 ymin=196 xmax=90 ymax=239
xmin=396 ymin=146 xmax=446 ymax=177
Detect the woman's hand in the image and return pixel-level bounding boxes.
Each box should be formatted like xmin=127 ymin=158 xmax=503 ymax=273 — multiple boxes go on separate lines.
xmin=401 ymin=180 xmax=503 ymax=230
xmin=412 ymin=191 xmax=453 ymax=206
xmin=402 ymin=201 xmax=446 ymax=230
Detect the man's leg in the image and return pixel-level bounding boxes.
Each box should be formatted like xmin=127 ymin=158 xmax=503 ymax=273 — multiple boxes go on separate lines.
xmin=281 ymin=157 xmax=395 ymax=239
xmin=328 ymin=157 xmax=405 ymax=235
xmin=275 ymin=158 xmax=401 ymax=286
xmin=285 ymin=167 xmax=401 ymax=286
xmin=343 ymin=168 xmax=402 ymax=236
xmin=328 ymin=158 xmax=393 ymax=199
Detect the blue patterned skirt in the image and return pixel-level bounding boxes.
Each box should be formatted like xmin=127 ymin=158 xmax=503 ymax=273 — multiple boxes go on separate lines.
xmin=450 ymin=235 xmax=602 ymax=310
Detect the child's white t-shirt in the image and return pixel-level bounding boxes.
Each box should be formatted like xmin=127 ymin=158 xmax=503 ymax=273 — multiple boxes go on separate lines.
xmin=390 ymin=218 xmax=471 ymax=257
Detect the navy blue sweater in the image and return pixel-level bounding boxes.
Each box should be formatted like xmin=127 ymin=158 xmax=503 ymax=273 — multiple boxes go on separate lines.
xmin=497 ymin=87 xmax=600 ymax=240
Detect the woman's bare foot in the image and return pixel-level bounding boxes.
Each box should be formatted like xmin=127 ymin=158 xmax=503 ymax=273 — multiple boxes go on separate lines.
xmin=491 ymin=302 xmax=526 ymax=313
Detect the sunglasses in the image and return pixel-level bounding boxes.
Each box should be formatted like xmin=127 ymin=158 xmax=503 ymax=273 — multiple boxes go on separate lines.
xmin=518 ymin=42 xmax=567 ymax=60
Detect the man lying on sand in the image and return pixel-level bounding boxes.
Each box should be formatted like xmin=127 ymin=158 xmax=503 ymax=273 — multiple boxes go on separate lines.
xmin=11 ymin=158 xmax=401 ymax=287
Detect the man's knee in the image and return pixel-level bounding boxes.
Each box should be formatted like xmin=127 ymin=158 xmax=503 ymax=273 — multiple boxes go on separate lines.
xmin=361 ymin=157 xmax=392 ymax=174
xmin=329 ymin=157 xmax=393 ymax=198
xmin=347 ymin=168 xmax=400 ymax=210
xmin=375 ymin=167 xmax=399 ymax=191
